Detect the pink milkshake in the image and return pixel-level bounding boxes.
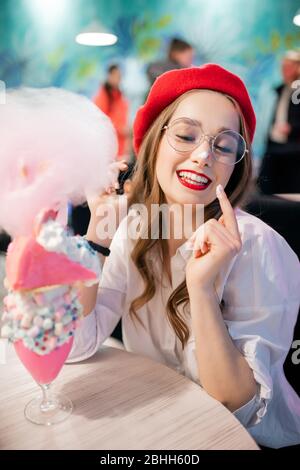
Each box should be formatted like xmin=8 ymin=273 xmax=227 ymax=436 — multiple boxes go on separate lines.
xmin=14 ymin=337 xmax=74 ymax=384
xmin=1 ymin=211 xmax=101 ymax=425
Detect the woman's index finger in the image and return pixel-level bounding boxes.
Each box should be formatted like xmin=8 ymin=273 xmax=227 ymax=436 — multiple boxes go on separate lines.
xmin=216 ymin=184 xmax=240 ymax=239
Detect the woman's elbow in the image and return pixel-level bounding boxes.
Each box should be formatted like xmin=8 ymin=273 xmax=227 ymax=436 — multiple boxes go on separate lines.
xmin=224 ymin=381 xmax=257 ymax=413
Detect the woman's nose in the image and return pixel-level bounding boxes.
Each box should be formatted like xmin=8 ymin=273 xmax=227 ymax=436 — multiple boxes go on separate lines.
xmin=190 ymin=141 xmax=213 ymax=166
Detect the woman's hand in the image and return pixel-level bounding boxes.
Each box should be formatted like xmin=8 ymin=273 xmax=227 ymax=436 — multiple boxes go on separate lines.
xmin=86 ymin=160 xmax=128 ymax=246
xmin=87 ymin=160 xmax=128 ymax=214
xmin=185 ymin=184 xmax=242 ymax=294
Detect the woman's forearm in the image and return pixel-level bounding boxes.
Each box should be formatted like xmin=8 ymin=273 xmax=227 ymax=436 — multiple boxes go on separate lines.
xmin=78 ymin=218 xmax=111 ymax=317
xmin=189 ymin=286 xmax=257 ymax=411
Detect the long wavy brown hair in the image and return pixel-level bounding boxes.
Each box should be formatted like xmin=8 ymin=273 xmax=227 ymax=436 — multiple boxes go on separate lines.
xmin=127 ymin=90 xmax=254 ymax=348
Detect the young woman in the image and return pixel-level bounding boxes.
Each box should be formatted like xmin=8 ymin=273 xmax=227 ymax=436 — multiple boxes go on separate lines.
xmin=69 ymin=64 xmax=300 ymax=448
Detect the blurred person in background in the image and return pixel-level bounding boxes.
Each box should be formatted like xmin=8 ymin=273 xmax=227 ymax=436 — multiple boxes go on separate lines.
xmin=268 ymin=50 xmax=300 ymax=147
xmin=146 ymin=37 xmax=194 ymax=86
xmin=94 ymin=64 xmax=131 ymax=161
xmin=258 ymin=50 xmax=300 ymax=194
xmin=73 ymin=66 xmax=131 ymax=238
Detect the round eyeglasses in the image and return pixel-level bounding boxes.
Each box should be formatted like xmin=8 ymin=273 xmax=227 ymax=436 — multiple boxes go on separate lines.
xmin=162 ymin=117 xmax=248 ymax=165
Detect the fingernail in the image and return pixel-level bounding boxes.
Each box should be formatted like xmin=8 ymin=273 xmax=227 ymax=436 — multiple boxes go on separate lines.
xmin=216 ymin=184 xmax=224 ymax=199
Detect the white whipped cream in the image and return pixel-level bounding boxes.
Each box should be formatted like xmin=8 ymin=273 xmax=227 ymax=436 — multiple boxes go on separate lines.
xmin=36 ymin=219 xmax=101 ymax=283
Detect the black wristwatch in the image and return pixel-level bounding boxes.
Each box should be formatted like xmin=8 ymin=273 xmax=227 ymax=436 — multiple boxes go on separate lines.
xmin=85 ymin=239 xmax=111 ymax=257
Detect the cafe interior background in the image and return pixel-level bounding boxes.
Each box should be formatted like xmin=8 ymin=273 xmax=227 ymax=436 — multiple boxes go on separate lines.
xmin=1 ymin=0 xmax=300 ymax=155
xmin=0 ymin=0 xmax=299 ymax=447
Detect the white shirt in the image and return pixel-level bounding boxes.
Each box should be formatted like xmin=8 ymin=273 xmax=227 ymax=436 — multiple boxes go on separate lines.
xmin=68 ymin=208 xmax=300 ymax=449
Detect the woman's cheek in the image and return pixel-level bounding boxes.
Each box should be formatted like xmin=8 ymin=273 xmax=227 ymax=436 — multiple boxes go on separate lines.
xmin=217 ymin=166 xmax=234 ymax=187
xmin=156 ymin=152 xmax=174 ymax=190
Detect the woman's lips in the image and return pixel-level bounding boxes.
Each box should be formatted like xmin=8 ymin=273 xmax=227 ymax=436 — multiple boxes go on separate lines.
xmin=176 ymin=170 xmax=212 ymax=191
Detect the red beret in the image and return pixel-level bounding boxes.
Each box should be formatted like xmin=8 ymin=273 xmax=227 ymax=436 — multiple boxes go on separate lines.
xmin=133 ymin=63 xmax=256 ymax=154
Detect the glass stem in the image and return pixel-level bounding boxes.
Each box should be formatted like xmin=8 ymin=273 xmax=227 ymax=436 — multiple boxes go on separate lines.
xmin=39 ymin=383 xmax=54 ymax=412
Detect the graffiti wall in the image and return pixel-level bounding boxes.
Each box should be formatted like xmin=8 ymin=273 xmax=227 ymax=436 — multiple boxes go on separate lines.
xmin=1 ymin=0 xmax=300 ymax=157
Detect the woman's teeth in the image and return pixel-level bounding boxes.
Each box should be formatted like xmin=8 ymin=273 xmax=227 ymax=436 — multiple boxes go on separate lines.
xmin=178 ymin=171 xmax=209 ymax=185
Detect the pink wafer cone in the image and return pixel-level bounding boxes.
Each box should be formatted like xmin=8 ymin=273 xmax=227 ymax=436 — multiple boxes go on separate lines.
xmin=14 ymin=337 xmax=74 ymax=384
xmin=6 ymin=237 xmax=96 ymax=290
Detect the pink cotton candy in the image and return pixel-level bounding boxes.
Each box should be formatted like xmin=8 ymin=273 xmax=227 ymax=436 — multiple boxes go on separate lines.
xmin=0 ymin=87 xmax=118 ymax=237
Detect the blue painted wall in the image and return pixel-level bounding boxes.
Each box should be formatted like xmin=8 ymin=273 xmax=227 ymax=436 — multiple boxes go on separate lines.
xmin=1 ymin=0 xmax=300 ymax=157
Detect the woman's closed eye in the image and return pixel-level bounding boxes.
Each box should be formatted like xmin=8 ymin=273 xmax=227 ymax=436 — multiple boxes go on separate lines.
xmin=214 ymin=144 xmax=234 ymax=154
xmin=175 ymin=134 xmax=197 ymax=142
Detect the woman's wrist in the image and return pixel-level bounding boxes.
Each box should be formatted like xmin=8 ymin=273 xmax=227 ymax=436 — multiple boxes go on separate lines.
xmin=189 ymin=285 xmax=222 ymax=321
xmin=187 ymin=282 xmax=218 ymax=302
xmin=86 ymin=218 xmax=111 ymax=249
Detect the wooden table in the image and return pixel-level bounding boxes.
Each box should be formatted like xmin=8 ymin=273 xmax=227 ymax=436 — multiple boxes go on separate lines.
xmin=0 ymin=345 xmax=259 ymax=450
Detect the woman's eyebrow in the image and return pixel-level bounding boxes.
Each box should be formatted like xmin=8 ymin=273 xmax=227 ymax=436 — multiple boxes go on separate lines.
xmin=174 ymin=117 xmax=234 ymax=133
xmin=217 ymin=126 xmax=232 ymax=132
